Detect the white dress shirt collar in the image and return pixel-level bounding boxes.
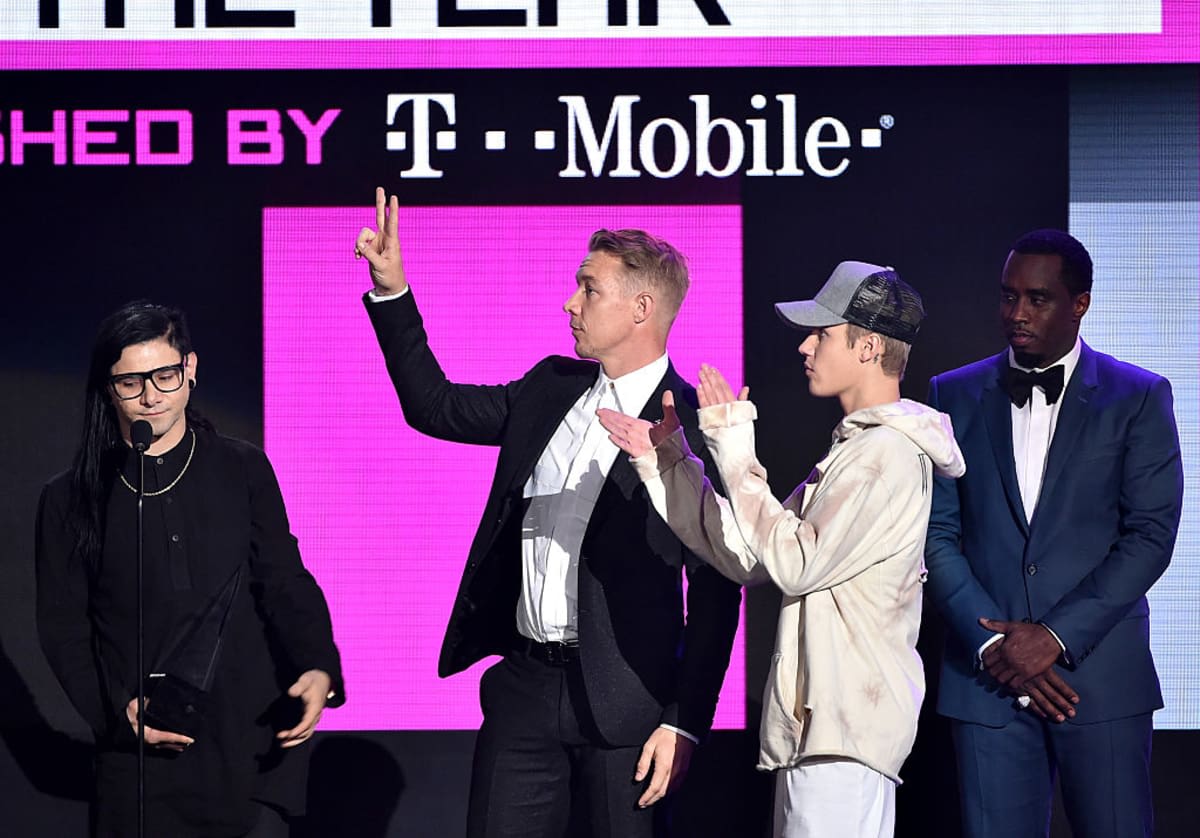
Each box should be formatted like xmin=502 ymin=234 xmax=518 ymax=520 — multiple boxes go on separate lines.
xmin=596 ymin=353 xmax=671 ymax=419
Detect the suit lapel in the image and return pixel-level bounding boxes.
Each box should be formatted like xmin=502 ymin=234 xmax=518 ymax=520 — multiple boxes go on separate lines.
xmin=1034 ymin=342 xmax=1099 ymax=525
xmin=980 ymin=353 xmax=1030 ymax=533
xmin=588 ymin=364 xmax=677 ymax=529
xmin=507 ymin=363 xmax=597 ymax=493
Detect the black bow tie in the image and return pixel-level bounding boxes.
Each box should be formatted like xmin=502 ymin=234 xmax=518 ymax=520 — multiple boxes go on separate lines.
xmin=1003 ymin=364 xmax=1065 ymax=408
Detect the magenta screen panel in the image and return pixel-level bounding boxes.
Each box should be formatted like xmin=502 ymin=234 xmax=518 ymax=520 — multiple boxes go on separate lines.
xmin=262 ymin=205 xmax=745 ymax=731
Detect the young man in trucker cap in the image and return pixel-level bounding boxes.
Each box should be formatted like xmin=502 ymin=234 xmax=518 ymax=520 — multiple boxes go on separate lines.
xmin=599 ymin=261 xmax=965 ymax=837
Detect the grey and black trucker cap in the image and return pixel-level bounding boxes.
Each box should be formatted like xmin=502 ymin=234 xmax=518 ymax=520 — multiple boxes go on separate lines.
xmin=774 ymin=261 xmax=925 ymax=344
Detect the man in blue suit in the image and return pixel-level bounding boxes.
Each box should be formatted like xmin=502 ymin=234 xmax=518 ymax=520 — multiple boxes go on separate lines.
xmin=925 ymin=229 xmax=1183 ymax=838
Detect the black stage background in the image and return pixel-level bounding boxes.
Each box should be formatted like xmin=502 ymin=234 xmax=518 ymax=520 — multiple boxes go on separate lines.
xmin=2 ymin=63 xmax=1196 ymax=835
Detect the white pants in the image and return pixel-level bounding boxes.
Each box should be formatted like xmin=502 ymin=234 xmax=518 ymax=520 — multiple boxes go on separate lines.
xmin=773 ymin=758 xmax=896 ymax=838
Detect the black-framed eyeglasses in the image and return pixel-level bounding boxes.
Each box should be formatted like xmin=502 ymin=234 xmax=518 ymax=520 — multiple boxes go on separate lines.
xmin=108 ymin=362 xmax=187 ymax=400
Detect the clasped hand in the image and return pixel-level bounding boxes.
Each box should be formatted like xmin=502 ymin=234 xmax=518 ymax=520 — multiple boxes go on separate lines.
xmin=978 ymin=617 xmax=1079 ymax=722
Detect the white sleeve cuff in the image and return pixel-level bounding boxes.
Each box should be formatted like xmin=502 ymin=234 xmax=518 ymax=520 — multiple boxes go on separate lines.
xmin=366 ymin=285 xmax=410 ymax=303
xmin=658 ymin=724 xmax=699 ymax=745
xmin=1039 ymin=621 xmax=1067 ymax=654
xmin=977 ymin=632 xmax=1005 ymax=663
xmin=697 ymin=400 xmax=757 ymax=430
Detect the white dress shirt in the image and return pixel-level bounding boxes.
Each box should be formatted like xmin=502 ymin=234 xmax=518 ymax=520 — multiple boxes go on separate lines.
xmin=518 ymin=354 xmax=669 ymax=644
xmin=1010 ymin=337 xmax=1081 ymax=523
xmin=368 ymin=286 xmax=668 ymax=642
xmin=979 ymin=337 xmax=1081 ymax=662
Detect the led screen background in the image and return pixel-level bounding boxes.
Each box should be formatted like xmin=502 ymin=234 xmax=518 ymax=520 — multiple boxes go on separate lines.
xmin=261 ymin=204 xmax=746 ymax=730
xmin=1 ymin=2 xmax=1197 ymax=762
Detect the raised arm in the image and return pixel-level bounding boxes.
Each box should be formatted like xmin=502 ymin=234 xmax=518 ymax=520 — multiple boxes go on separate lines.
xmin=599 ymin=389 xmax=767 ymax=587
xmin=698 ymin=366 xmax=914 ymax=597
xmin=356 ymin=188 xmax=515 ymax=444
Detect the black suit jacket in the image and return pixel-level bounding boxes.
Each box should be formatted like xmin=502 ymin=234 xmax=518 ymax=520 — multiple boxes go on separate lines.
xmin=366 ymin=291 xmax=741 ymax=745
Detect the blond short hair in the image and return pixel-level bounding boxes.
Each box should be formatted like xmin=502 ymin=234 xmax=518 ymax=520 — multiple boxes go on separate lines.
xmin=588 ymin=229 xmax=689 ymax=321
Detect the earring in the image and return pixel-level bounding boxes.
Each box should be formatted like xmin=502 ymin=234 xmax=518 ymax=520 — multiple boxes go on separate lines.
xmin=189 ymin=380 xmax=197 ymax=390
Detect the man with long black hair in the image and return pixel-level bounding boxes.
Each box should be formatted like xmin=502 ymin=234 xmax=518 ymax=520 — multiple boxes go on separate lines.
xmin=36 ymin=301 xmax=344 ymax=837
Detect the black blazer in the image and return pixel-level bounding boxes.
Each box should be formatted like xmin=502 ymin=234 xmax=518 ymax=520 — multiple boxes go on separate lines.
xmin=366 ymin=291 xmax=741 ymax=746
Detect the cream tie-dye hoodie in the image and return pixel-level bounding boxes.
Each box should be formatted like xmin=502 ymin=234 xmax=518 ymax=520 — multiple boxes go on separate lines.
xmin=632 ymin=398 xmax=965 ymax=782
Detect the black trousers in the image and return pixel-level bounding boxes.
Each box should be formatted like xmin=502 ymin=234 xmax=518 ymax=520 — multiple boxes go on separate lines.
xmin=467 ymin=651 xmax=670 ymax=838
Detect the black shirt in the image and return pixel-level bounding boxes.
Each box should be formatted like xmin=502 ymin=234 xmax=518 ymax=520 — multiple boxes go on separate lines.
xmin=36 ymin=427 xmax=343 ymax=836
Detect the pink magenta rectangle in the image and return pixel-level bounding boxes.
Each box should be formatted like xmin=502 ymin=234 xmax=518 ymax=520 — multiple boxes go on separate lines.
xmin=263 ymin=205 xmax=745 ymax=731
xmin=4 ymin=2 xmax=1199 ymax=69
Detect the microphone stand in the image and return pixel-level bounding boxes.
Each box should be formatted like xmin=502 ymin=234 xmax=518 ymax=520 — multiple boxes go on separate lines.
xmin=135 ymin=438 xmax=147 ymax=838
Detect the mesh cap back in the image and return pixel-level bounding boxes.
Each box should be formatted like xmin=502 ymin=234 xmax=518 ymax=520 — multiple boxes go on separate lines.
xmin=844 ymin=270 xmax=925 ymax=343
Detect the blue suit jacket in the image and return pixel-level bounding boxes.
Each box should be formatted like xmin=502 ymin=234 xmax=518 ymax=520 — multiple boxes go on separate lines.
xmin=925 ymin=341 xmax=1182 ymax=726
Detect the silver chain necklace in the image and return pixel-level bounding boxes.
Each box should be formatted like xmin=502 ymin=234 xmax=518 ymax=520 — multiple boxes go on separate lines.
xmin=118 ymin=429 xmax=196 ymax=497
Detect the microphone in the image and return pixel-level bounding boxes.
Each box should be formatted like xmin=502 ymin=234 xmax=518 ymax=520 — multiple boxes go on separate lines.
xmin=131 ymin=420 xmax=153 ymax=452
xmin=129 ymin=417 xmax=152 ymax=838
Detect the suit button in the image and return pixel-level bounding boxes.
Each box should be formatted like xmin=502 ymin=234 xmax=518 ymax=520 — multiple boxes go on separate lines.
xmin=1026 ymin=564 xmax=1038 ymax=576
